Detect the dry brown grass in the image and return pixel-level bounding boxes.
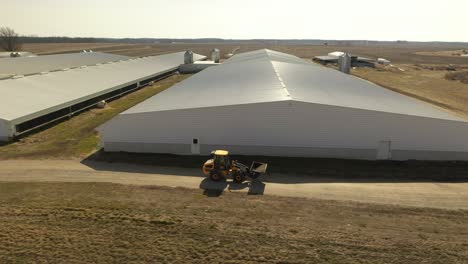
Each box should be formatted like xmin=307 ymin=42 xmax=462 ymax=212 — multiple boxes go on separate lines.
xmin=352 ymin=65 xmax=468 ymax=119
xmin=416 ymin=49 xmax=468 ymax=58
xmin=445 ymin=71 xmax=468 ymax=84
xmin=0 ymin=182 xmax=467 ymax=263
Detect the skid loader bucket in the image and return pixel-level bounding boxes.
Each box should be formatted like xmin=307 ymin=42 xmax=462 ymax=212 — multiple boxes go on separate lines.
xmin=250 ymin=161 xmax=268 ymax=174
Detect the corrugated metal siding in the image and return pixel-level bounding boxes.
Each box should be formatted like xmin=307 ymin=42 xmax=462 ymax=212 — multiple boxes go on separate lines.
xmin=101 ymin=101 xmax=468 ymax=159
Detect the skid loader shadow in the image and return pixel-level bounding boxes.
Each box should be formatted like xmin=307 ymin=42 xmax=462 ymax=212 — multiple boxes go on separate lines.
xmin=200 ymin=178 xmax=228 ymax=197
xmin=247 ymin=180 xmax=266 ymax=195
xmin=200 ymin=178 xmax=266 ymax=197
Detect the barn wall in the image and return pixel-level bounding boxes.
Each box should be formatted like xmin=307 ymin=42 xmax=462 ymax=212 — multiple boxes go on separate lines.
xmin=103 ymin=141 xmax=380 ymax=159
xmin=100 ymin=101 xmax=468 ymax=160
xmin=102 ymin=142 xmax=468 ymax=160
xmin=0 ymin=120 xmax=11 ymax=142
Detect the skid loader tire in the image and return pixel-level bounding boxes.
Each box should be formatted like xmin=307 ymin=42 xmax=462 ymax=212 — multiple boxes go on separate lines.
xmin=233 ymin=172 xmax=246 ymax=183
xmin=210 ymin=172 xmax=222 ymax=182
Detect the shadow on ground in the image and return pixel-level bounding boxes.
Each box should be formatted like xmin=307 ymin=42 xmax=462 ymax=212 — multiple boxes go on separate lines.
xmin=82 ymin=158 xmax=201 ymax=178
xmin=82 ymin=149 xmax=468 ymax=183
xmin=199 ymin=178 xmax=266 ymax=197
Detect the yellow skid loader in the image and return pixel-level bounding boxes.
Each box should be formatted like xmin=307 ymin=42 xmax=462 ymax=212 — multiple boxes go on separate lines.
xmin=202 ymin=150 xmax=268 ymax=183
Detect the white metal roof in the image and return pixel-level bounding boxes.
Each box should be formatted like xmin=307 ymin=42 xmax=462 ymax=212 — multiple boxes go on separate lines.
xmin=0 ymin=52 xmax=206 ymax=124
xmin=123 ymin=49 xmax=466 ymax=122
xmin=0 ymin=52 xmax=131 ymax=76
xmin=223 ymin=49 xmax=310 ymax=65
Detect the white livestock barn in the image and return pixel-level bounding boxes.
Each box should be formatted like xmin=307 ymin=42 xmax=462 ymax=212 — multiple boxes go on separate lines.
xmin=0 ymin=52 xmax=206 ymax=141
xmin=99 ymin=49 xmax=468 ymax=160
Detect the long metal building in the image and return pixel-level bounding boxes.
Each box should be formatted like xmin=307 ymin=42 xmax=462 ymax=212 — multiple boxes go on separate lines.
xmin=99 ymin=49 xmax=468 ymax=160
xmin=0 ymin=52 xmax=206 ymax=141
xmin=0 ymin=52 xmax=131 ymax=79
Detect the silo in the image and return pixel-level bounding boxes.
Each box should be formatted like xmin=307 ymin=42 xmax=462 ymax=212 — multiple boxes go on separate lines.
xmin=211 ymin=48 xmax=220 ymax=63
xmin=184 ymin=50 xmax=194 ymax=64
xmin=338 ymin=53 xmax=351 ymax=74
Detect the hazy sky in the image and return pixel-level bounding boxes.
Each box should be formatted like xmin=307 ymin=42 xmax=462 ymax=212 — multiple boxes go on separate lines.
xmin=2 ymin=0 xmax=467 ymax=41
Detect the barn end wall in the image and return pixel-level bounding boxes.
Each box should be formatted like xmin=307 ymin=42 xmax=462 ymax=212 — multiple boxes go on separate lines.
xmin=100 ymin=101 xmax=468 ymax=160
xmin=0 ymin=120 xmax=11 ymax=142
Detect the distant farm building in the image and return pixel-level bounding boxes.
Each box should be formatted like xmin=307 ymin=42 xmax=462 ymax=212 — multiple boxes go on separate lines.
xmin=0 ymin=52 xmax=206 ymax=141
xmin=313 ymin=51 xmax=375 ymax=67
xmin=100 ymin=49 xmax=468 ymax=161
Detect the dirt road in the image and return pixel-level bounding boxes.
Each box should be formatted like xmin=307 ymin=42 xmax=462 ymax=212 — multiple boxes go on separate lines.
xmin=1 ymin=160 xmax=467 ymax=209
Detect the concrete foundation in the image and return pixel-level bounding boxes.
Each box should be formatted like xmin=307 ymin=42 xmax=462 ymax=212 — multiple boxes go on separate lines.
xmin=102 ymin=142 xmax=468 ymax=161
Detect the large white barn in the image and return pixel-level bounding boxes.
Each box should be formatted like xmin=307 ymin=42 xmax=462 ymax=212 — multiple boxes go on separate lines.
xmin=0 ymin=52 xmax=206 ymax=141
xmin=99 ymin=49 xmax=468 ymax=160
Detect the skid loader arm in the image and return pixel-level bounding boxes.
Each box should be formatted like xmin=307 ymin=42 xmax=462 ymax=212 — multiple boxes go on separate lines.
xmin=249 ymin=161 xmax=268 ymax=179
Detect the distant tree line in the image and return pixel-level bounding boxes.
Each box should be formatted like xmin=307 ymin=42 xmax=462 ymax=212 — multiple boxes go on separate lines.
xmin=20 ymin=37 xmax=467 ymax=47
xmin=1 ymin=26 xmax=466 ymax=50
xmin=0 ymin=27 xmax=22 ymax=51
xmin=18 ymin=37 xmax=230 ymax=44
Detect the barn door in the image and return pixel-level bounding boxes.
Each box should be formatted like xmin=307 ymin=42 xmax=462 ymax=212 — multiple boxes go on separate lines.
xmin=191 ymin=138 xmax=200 ymax=154
xmin=376 ymin=141 xmax=392 ymax=160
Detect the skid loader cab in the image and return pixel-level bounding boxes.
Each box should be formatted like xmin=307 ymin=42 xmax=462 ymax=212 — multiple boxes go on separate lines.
xmin=211 ymin=150 xmax=231 ymax=170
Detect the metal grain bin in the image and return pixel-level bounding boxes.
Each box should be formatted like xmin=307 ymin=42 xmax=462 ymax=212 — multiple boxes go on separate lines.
xmin=338 ymin=53 xmax=351 ymax=74
xmin=211 ymin=48 xmax=220 ymax=63
xmin=184 ymin=50 xmax=194 ymax=64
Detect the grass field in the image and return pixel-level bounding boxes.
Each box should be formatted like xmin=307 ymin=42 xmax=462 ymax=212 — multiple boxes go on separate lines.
xmin=352 ymin=64 xmax=468 ymax=119
xmin=0 ymin=182 xmax=467 ymax=264
xmin=416 ymin=49 xmax=468 ymax=58
xmin=0 ymin=74 xmax=189 ymax=159
xmin=22 ymin=42 xmax=468 ymax=64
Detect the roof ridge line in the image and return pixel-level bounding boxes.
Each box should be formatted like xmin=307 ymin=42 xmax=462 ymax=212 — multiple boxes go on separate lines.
xmin=266 ymin=52 xmax=291 ymax=99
